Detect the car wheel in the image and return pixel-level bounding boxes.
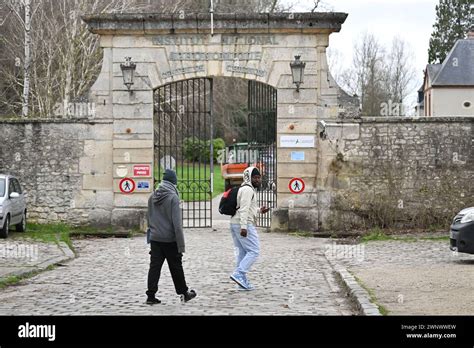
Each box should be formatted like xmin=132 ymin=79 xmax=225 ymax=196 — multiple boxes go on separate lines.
xmin=16 ymin=211 xmax=26 ymax=232
xmin=0 ymin=215 xmax=10 ymax=239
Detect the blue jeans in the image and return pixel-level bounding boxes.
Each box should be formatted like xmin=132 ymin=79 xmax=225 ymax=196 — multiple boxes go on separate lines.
xmin=230 ymin=224 xmax=260 ymax=275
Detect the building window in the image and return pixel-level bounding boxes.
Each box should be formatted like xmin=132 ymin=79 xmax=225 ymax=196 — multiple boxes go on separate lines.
xmin=463 ymin=101 xmax=472 ymax=108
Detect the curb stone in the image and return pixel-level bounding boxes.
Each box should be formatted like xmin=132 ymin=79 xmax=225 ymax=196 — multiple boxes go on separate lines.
xmin=324 ymin=253 xmax=382 ymax=316
xmin=35 ymin=242 xmax=75 ymax=269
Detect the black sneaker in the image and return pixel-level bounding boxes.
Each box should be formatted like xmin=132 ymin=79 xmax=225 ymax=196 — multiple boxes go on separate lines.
xmin=146 ymin=297 xmax=161 ymax=305
xmin=183 ymin=290 xmax=197 ymax=302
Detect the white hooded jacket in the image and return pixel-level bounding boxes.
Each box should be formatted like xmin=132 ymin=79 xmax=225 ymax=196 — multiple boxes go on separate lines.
xmin=230 ymin=166 xmax=259 ymax=229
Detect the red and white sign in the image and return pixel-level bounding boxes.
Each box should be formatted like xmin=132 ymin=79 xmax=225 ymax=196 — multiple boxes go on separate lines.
xmin=134 ymin=165 xmax=151 ymax=177
xmin=119 ymin=178 xmax=136 ymax=194
xmin=289 ymin=178 xmax=305 ymax=194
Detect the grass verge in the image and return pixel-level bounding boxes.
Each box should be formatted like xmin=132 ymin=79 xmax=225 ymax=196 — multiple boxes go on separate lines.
xmin=12 ymin=223 xmax=141 ymax=253
xmin=360 ymin=228 xmax=448 ymax=243
xmin=351 ymin=272 xmax=389 ymax=316
xmin=288 ymin=231 xmax=314 ymax=238
xmin=18 ymin=223 xmax=74 ymax=252
xmin=0 ymin=265 xmax=56 ymax=290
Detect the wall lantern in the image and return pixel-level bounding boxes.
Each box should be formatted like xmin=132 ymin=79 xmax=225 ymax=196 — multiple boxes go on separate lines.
xmin=120 ymin=57 xmax=136 ymax=92
xmin=290 ymin=55 xmax=306 ymax=92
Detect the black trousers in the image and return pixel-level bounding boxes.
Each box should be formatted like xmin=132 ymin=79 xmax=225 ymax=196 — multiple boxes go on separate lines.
xmin=146 ymin=241 xmax=188 ymax=297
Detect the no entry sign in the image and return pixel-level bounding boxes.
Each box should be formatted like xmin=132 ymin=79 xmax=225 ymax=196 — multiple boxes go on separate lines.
xmin=289 ymin=178 xmax=305 ymax=194
xmin=119 ymin=178 xmax=136 ymax=194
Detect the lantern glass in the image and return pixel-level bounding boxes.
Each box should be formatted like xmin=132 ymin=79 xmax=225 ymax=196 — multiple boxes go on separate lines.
xmin=292 ymin=66 xmax=303 ymax=84
xmin=290 ymin=55 xmax=306 ymax=91
xmin=122 ymin=68 xmax=135 ymax=89
xmin=120 ymin=57 xmax=136 ymax=91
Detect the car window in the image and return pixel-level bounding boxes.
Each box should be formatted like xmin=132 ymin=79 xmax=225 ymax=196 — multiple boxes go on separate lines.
xmin=12 ymin=179 xmax=22 ymax=194
xmin=0 ymin=179 xmax=5 ymax=197
xmin=8 ymin=180 xmax=15 ymax=195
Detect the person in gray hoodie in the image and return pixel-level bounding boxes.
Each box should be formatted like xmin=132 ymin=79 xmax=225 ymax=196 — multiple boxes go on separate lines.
xmin=146 ymin=169 xmax=196 ymax=304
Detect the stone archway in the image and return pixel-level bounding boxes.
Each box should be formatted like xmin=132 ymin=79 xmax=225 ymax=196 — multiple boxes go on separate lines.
xmin=152 ymin=75 xmax=278 ymax=229
xmin=82 ymin=12 xmax=347 ymax=229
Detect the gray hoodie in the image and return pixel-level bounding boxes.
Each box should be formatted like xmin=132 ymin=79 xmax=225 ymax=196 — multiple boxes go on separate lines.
xmin=147 ymin=180 xmax=185 ymax=253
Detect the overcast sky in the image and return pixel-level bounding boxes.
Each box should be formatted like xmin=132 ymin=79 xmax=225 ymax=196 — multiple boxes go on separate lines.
xmin=284 ymin=0 xmax=440 ymax=106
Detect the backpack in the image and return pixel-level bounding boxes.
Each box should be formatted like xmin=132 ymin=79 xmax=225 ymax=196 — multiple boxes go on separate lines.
xmin=219 ymin=184 xmax=253 ymax=216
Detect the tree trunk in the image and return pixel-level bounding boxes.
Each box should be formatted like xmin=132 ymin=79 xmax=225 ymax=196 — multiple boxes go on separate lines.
xmin=22 ymin=0 xmax=31 ymax=118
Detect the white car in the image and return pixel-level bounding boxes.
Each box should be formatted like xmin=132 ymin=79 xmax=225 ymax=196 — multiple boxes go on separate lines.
xmin=0 ymin=174 xmax=27 ymax=238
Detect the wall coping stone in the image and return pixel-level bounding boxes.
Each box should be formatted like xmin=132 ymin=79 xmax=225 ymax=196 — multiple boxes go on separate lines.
xmin=0 ymin=118 xmax=112 ymax=125
xmin=82 ymin=12 xmax=348 ymax=35
xmin=351 ymin=116 xmax=474 ymax=124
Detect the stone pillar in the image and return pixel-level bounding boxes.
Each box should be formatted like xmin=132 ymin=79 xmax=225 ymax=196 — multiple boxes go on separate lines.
xmin=110 ymin=44 xmax=155 ymax=228
xmin=271 ymin=35 xmax=340 ymax=233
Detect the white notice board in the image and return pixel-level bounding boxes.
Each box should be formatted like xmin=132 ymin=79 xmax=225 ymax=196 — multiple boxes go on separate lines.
xmin=280 ymin=135 xmax=315 ymax=148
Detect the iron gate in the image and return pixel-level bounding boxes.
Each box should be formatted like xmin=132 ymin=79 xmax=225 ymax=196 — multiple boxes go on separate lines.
xmin=248 ymin=80 xmax=277 ymax=228
xmin=154 ymin=78 xmax=213 ymax=228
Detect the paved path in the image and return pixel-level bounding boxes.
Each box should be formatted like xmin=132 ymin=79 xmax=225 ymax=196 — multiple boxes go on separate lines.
xmin=0 ymin=239 xmax=73 ymax=280
xmin=332 ymin=239 xmax=474 ymax=315
xmin=0 ymin=222 xmax=354 ymax=316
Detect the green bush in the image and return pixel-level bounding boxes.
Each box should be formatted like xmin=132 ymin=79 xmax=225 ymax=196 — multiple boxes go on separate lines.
xmin=183 ymin=137 xmax=206 ymax=162
xmin=184 ymin=137 xmax=225 ymax=163
xmin=210 ymin=138 xmax=225 ymax=163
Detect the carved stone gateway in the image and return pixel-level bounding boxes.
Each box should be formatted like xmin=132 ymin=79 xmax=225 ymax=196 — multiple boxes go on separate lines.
xmin=82 ymin=12 xmax=348 ymax=230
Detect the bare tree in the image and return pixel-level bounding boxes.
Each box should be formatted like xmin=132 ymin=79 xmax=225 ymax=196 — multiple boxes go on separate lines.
xmin=307 ymin=0 xmax=334 ymax=12
xmin=0 ymin=0 xmax=293 ymax=118
xmin=327 ymin=47 xmax=344 ymax=85
xmin=336 ymin=33 xmax=417 ymax=116
xmin=146 ymin=0 xmax=293 ymax=13
xmin=2 ymin=0 xmax=39 ymax=118
xmin=311 ymin=0 xmax=321 ymax=12
xmin=386 ymin=37 xmax=416 ymax=104
xmin=22 ymin=0 xmax=31 ymax=118
xmin=0 ymin=0 xmax=142 ymax=117
xmin=350 ymin=33 xmax=389 ymax=116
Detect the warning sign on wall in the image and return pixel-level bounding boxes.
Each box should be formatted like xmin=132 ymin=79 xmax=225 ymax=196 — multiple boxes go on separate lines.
xmin=133 ymin=165 xmax=151 ymax=177
xmin=119 ymin=178 xmax=136 ymax=194
xmin=289 ymin=178 xmax=305 ymax=194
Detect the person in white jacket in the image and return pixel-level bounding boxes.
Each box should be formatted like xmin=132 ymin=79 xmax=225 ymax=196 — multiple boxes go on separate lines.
xmin=229 ymin=166 xmax=269 ymax=290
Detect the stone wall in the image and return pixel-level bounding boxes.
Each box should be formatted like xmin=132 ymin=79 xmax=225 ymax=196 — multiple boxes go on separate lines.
xmin=1 ymin=14 xmax=470 ymax=232
xmin=0 ymin=119 xmax=114 ymax=226
xmin=274 ymin=116 xmax=474 ymax=233
xmin=1 ymin=116 xmax=472 ymax=232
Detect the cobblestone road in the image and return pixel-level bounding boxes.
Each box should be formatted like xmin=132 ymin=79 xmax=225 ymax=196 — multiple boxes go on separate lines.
xmin=0 ymin=222 xmax=354 ymax=316
xmin=331 ymin=238 xmax=474 ymax=315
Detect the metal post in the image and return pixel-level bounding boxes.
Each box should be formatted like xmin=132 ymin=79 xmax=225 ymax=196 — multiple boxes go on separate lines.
xmin=209 ymin=79 xmax=214 ymax=225
xmin=210 ymin=0 xmax=214 ymax=37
